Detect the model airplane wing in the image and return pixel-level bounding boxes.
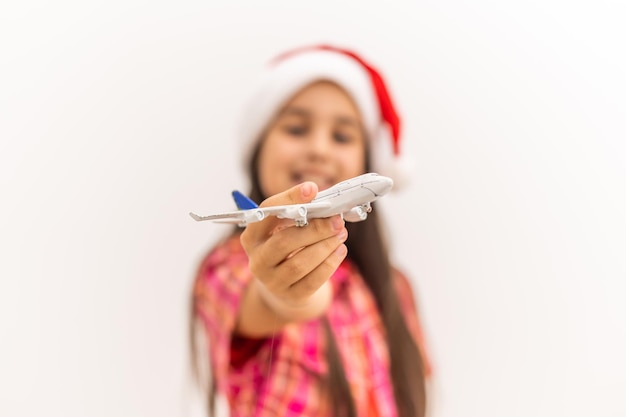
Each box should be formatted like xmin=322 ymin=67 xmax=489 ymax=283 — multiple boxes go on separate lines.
xmin=188 ymin=210 xmax=252 ymax=223
xmin=189 ymin=201 xmax=333 ymax=227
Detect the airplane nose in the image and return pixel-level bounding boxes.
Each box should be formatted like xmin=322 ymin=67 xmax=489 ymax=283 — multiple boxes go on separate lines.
xmin=371 ymin=175 xmax=394 ymax=196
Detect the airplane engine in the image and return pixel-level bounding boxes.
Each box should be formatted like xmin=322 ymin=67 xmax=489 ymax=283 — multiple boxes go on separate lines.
xmin=343 ymin=206 xmax=368 ymax=222
xmin=243 ymin=209 xmax=265 ymax=224
xmin=282 ymin=205 xmax=308 ymax=226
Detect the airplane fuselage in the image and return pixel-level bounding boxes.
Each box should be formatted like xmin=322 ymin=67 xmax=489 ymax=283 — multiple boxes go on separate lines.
xmin=307 ymin=173 xmax=394 ymax=219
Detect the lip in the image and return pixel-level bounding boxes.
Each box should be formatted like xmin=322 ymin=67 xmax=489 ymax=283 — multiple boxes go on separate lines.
xmin=291 ymin=170 xmax=335 ymax=190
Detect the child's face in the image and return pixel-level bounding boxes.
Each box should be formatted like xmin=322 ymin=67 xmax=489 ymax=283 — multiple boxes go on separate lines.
xmin=257 ymin=81 xmax=367 ymax=197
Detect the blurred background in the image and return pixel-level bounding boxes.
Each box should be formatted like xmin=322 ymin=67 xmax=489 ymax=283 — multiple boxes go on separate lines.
xmin=1 ymin=1 xmax=625 ymax=416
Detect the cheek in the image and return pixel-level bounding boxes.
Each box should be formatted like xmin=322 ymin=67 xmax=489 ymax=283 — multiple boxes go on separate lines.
xmin=261 ymin=139 xmax=299 ymax=170
xmin=258 ymin=151 xmax=279 ymax=194
xmin=257 ymin=136 xmax=299 ymax=195
xmin=340 ymin=145 xmax=367 ymax=175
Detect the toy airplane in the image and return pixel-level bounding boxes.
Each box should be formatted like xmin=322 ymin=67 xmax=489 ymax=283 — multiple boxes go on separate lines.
xmin=189 ymin=173 xmax=393 ymax=227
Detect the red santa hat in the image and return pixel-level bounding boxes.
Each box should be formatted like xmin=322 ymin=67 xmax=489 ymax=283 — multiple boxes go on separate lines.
xmin=238 ymin=44 xmax=413 ymax=189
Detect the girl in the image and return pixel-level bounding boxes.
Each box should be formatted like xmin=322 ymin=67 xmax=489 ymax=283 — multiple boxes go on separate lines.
xmin=191 ymin=45 xmax=431 ymax=417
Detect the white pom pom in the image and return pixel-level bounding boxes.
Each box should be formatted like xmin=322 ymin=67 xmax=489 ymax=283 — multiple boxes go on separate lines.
xmin=371 ymin=125 xmax=414 ymax=191
xmin=392 ymin=154 xmax=415 ymax=190
xmin=379 ymin=153 xmax=414 ymax=191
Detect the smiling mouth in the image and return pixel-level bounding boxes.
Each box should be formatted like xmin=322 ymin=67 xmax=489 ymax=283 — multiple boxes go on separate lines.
xmin=291 ymin=172 xmax=334 ymax=190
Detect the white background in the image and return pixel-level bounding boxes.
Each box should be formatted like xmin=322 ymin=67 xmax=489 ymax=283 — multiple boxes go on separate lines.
xmin=1 ymin=1 xmax=625 ymax=416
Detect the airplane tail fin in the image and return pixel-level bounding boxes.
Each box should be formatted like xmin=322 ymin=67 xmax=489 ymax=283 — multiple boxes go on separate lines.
xmin=232 ymin=191 xmax=258 ymax=210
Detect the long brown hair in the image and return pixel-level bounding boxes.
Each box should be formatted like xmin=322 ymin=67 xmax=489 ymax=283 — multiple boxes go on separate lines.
xmin=190 ymin=145 xmax=427 ymax=417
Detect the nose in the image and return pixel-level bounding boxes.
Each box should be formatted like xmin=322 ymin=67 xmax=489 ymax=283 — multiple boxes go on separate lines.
xmin=306 ymin=128 xmax=332 ymax=159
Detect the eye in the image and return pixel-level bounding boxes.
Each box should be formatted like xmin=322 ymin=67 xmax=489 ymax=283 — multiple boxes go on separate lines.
xmin=284 ymin=125 xmax=307 ymax=136
xmin=333 ymin=131 xmax=352 ymax=144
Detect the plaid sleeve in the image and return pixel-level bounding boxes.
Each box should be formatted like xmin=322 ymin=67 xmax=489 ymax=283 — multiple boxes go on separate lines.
xmin=393 ymin=269 xmax=434 ymax=377
xmin=193 ymin=236 xmax=253 ymax=393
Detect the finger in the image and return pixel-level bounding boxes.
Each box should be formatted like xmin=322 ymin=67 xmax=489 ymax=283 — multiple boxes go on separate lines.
xmin=273 ymin=241 xmax=348 ymax=302
xmin=263 ymin=230 xmax=348 ymax=292
xmin=240 ymin=181 xmax=318 ymax=249
xmin=260 ymin=181 xmax=317 ymax=208
xmin=257 ymin=215 xmax=345 ymax=267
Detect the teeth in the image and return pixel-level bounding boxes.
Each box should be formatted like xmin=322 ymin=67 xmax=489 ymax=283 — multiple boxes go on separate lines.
xmin=292 ymin=173 xmax=332 ymax=189
xmin=305 ymin=176 xmax=326 ymax=185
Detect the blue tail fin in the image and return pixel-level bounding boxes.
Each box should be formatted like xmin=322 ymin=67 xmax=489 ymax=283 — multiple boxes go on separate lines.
xmin=232 ymin=191 xmax=259 ymax=210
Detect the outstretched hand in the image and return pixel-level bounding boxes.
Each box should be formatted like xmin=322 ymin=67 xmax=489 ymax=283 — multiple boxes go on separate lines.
xmin=240 ymin=181 xmax=348 ymax=320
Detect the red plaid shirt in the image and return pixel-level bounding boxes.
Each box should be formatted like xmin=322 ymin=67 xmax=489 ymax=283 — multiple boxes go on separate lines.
xmin=194 ymin=236 xmax=431 ymax=416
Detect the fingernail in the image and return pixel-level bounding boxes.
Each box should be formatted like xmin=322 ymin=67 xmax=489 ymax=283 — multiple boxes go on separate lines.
xmin=332 ymin=215 xmax=344 ymax=230
xmin=335 ymin=244 xmax=347 ymax=257
xmin=301 ymin=182 xmax=313 ymax=198
xmin=337 ymin=228 xmax=348 ymax=242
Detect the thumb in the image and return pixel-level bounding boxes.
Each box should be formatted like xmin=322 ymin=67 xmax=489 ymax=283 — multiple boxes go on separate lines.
xmin=259 ymin=181 xmax=318 ymax=208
